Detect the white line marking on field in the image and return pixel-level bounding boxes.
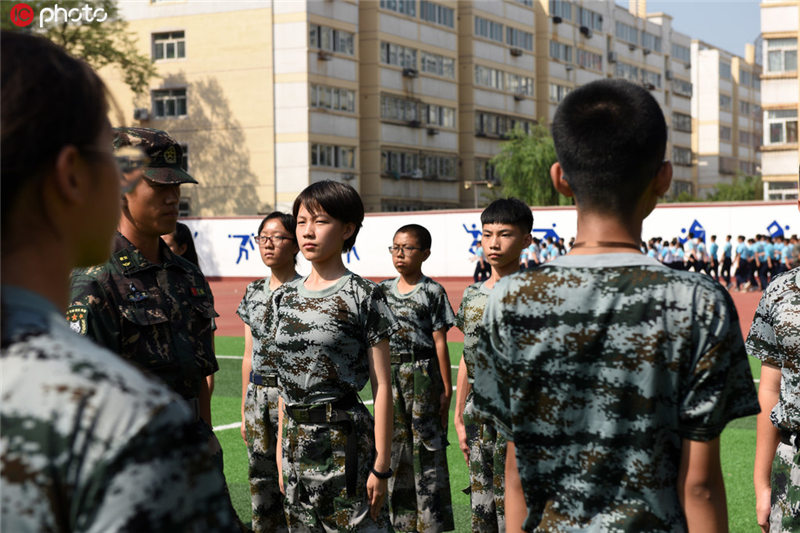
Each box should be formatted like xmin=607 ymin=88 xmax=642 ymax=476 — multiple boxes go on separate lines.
xmin=217 ymin=355 xmax=243 ymax=360
xmin=213 ymin=422 xmax=241 ymax=432
xmin=754 ymin=379 xmax=760 ymax=383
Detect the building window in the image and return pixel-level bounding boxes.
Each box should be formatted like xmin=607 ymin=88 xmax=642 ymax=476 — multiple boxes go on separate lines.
xmin=577 ymin=6 xmax=602 ymax=31
xmin=740 ymin=69 xmax=753 ymax=88
xmin=421 ymin=152 xmax=457 ymax=179
xmin=152 ymin=88 xmax=187 ymax=118
xmin=642 ymin=70 xmax=661 ymax=88
xmin=719 ymin=156 xmax=737 ymax=175
xmin=671 ymin=43 xmax=690 ymax=64
xmin=475 ymin=111 xmax=534 ymax=137
xmin=506 ymin=73 xmax=534 ymax=96
xmin=738 ymin=130 xmax=753 ymax=147
xmin=576 ymin=49 xmax=602 ymax=71
xmin=475 ymin=158 xmax=499 ymax=181
xmin=615 ymin=21 xmax=638 ymax=45
xmin=673 ymin=112 xmax=691 ymax=133
xmin=550 ymin=0 xmax=571 ymax=21
xmin=379 ymin=0 xmax=416 ymax=17
xmin=766 ymin=38 xmax=797 ymax=73
xmin=309 ymin=24 xmax=355 ymax=56
xmin=381 ymin=94 xmax=420 ymax=122
xmin=672 ymin=78 xmax=692 ymax=98
xmin=549 ymin=41 xmax=572 ymax=63
xmin=615 ymin=62 xmax=640 ymax=83
xmin=420 ymin=51 xmax=455 ymax=78
xmin=425 ymin=103 xmax=456 ymax=128
xmin=380 ymin=42 xmax=417 ymax=69
xmin=640 ymin=31 xmax=662 ymax=53
xmin=549 ymin=83 xmax=571 ymax=103
xmin=720 ymin=125 xmax=732 ymax=142
xmin=507 ymin=26 xmax=533 ymax=51
xmin=672 ymin=146 xmax=692 ymax=166
xmin=766 ymin=109 xmax=798 ymax=145
xmin=420 ymin=1 xmax=454 ymax=28
xmin=311 ymin=144 xmax=355 ymax=169
xmin=152 ymin=31 xmax=185 ymax=60
xmin=179 ymin=143 xmax=188 ymax=171
xmin=514 ymin=0 xmax=533 ymax=6
xmin=474 ymin=16 xmax=503 ymax=43
xmin=739 ymin=160 xmax=757 ymax=175
xmin=475 ymin=65 xmax=505 ymax=90
xmin=310 ymin=84 xmax=356 ymax=113
xmin=719 ymin=61 xmax=732 ymax=81
xmin=739 ymin=100 xmax=751 ymax=116
xmin=382 ymin=149 xmax=457 ymax=179
xmin=719 ymin=94 xmax=732 ymax=112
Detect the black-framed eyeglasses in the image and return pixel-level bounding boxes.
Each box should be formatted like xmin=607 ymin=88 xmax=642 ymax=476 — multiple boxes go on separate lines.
xmin=388 ymin=245 xmax=422 ymax=254
xmin=256 ymin=235 xmax=295 ymax=245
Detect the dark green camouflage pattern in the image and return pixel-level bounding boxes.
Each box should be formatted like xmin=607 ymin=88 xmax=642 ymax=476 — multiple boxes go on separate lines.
xmin=68 ymin=233 xmax=219 ymax=400
xmin=1 ymin=287 xmax=238 ymax=532
xmin=747 ymin=268 xmax=800 ymax=432
xmin=281 ymin=402 xmax=391 ymax=531
xmin=463 ymin=391 xmax=506 ymax=533
xmin=379 ymin=276 xmax=455 ymax=532
xmin=113 ymin=126 xmax=197 ymax=185
xmin=271 ymin=272 xmax=399 ymax=405
xmin=455 ymin=282 xmax=491 ymax=382
xmin=473 ymin=254 xmax=760 ymax=531
xmin=769 ymin=442 xmax=800 ymax=532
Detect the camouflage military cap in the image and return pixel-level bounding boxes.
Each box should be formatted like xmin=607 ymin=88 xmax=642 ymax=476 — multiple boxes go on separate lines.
xmin=112 ymin=127 xmax=197 ymax=185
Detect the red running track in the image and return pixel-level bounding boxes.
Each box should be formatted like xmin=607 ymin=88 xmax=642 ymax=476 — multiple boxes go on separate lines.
xmin=210 ymin=277 xmax=763 ymax=344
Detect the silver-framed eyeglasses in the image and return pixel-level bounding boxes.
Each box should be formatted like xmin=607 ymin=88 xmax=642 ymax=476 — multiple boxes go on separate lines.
xmin=256 ymin=235 xmax=294 ymax=245
xmin=388 ymin=245 xmax=422 ymax=254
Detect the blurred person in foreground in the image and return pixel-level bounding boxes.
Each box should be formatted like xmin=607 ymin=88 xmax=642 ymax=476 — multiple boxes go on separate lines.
xmin=0 ymin=30 xmax=238 ymax=531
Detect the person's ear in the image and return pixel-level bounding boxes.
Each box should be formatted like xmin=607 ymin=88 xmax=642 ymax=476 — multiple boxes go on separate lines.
xmin=342 ymin=222 xmax=356 ymax=242
xmin=51 ymin=145 xmax=85 ymax=205
xmin=550 ymin=162 xmax=573 ymax=197
xmin=422 ymin=249 xmax=431 ymax=261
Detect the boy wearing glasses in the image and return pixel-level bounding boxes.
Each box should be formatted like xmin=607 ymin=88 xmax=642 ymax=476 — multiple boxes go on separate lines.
xmin=454 ymin=198 xmax=532 ymax=532
xmin=378 ymin=224 xmax=456 ymax=533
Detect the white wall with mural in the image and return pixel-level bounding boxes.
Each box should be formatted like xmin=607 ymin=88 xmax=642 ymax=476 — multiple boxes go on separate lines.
xmin=183 ymin=202 xmax=799 ymax=279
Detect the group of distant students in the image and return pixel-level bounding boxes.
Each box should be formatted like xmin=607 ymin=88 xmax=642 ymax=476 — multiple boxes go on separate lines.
xmin=4 ymin=30 xmax=800 ymax=533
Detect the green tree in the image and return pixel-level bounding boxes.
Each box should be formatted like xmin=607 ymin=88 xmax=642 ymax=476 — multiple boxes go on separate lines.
xmin=1 ymin=0 xmax=155 ymax=95
xmin=707 ymin=174 xmax=763 ymax=201
xmin=490 ymin=124 xmax=571 ymax=206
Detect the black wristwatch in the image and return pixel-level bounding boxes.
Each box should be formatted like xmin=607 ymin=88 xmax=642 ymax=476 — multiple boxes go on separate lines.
xmin=370 ymin=467 xmax=393 ymax=479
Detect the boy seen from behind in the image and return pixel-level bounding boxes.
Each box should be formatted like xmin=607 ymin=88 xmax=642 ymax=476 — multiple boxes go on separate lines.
xmin=472 ymin=79 xmax=759 ymax=532
xmin=379 ymin=224 xmax=455 ymax=533
xmin=454 ymin=198 xmax=532 ymax=532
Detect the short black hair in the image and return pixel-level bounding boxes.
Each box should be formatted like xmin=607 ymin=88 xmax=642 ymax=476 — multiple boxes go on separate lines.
xmin=551 ymin=79 xmax=667 ymax=215
xmin=292 ymin=180 xmax=363 ymax=252
xmin=480 ymin=198 xmax=533 ymax=234
xmin=395 ymin=224 xmax=432 ymax=250
xmin=170 ymin=222 xmax=199 ymax=267
xmin=258 ymin=211 xmax=297 ymax=241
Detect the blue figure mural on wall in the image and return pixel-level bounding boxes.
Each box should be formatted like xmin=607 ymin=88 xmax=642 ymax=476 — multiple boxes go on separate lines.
xmin=532 ymin=223 xmax=561 ymax=241
xmin=229 ymin=233 xmax=255 ymax=264
xmin=767 ymin=220 xmax=791 ymax=238
xmin=463 ymin=223 xmax=482 ymax=255
xmin=679 ymin=220 xmax=706 ymax=244
xmin=346 ymin=246 xmax=360 ymax=264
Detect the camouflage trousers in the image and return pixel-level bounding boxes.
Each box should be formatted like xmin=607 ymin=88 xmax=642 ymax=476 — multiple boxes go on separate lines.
xmin=770 ymin=441 xmax=800 ymax=532
xmin=388 ymin=357 xmax=454 ymax=532
xmin=463 ymin=390 xmax=506 ymax=533
xmin=244 ymin=381 xmax=287 ymax=532
xmin=281 ymin=401 xmax=391 ymax=532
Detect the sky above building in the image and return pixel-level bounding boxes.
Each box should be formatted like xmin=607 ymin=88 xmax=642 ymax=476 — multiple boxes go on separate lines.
xmin=615 ymin=0 xmax=761 ymax=59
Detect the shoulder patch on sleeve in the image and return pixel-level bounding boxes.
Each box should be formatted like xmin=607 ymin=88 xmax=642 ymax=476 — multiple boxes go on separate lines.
xmin=65 ymin=305 xmax=88 ymax=335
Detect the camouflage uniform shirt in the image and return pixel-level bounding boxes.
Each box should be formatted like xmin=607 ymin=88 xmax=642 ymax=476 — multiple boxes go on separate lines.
xmin=1 ymin=286 xmax=239 ymax=532
xmin=272 ymin=272 xmax=399 ymax=405
xmin=68 ymin=233 xmax=219 ymax=400
xmin=473 ymin=254 xmax=760 ymax=531
xmin=455 ymin=281 xmax=491 ymax=383
xmin=747 ymin=267 xmax=800 ymax=432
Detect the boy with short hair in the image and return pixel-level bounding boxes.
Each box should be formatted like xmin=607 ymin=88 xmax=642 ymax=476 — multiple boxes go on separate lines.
xmin=379 ymin=224 xmax=455 ymax=533
xmin=454 ymin=198 xmax=532 ymax=532
xmin=472 ymin=79 xmax=759 ymax=532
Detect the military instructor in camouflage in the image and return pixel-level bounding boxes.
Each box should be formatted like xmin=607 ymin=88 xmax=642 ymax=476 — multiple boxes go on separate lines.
xmin=67 ymin=127 xmax=235 ymax=509
xmin=1 ymin=31 xmax=238 ymax=531
xmin=473 ymin=79 xmax=760 ymax=531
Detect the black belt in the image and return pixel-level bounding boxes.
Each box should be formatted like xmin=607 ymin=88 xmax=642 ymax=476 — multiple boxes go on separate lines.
xmin=390 ymin=347 xmax=435 ymax=365
xmin=779 ymin=428 xmax=800 ymax=447
xmin=285 ymin=391 xmax=360 ymax=497
xmin=250 ymin=371 xmax=278 ymax=387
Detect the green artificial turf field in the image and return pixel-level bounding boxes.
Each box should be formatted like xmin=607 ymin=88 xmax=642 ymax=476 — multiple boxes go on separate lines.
xmin=212 ymin=336 xmax=761 ymax=532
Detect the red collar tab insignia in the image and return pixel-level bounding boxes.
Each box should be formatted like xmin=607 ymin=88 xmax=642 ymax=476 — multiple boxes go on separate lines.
xmin=191 ymin=287 xmax=206 ymax=297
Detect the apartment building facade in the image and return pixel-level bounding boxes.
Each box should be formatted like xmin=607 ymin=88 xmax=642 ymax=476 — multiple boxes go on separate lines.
xmin=760 ymin=0 xmax=800 ymax=200
xmin=100 ymin=0 xmax=763 ymax=215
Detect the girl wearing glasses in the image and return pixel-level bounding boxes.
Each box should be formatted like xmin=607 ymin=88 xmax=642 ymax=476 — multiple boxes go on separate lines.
xmin=272 ymin=180 xmax=398 ymax=531
xmin=237 ymin=212 xmax=300 ymax=532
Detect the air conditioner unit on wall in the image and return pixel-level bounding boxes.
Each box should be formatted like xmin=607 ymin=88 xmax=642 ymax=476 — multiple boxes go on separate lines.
xmin=514 ymin=92 xmax=525 ymax=101
xmin=510 ymin=47 xmax=523 ymax=57
xmin=579 ymin=26 xmax=591 ymax=38
xmin=552 ymin=15 xmax=562 ymax=24
xmin=317 ymin=50 xmax=332 ymax=61
xmin=608 ymin=51 xmax=618 ymax=63
xmin=402 ymin=67 xmax=418 ymax=78
xmin=426 ymin=127 xmax=439 ymax=135
xmin=665 ymin=70 xmax=673 ymax=80
xmin=133 ymin=108 xmax=149 ymax=121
